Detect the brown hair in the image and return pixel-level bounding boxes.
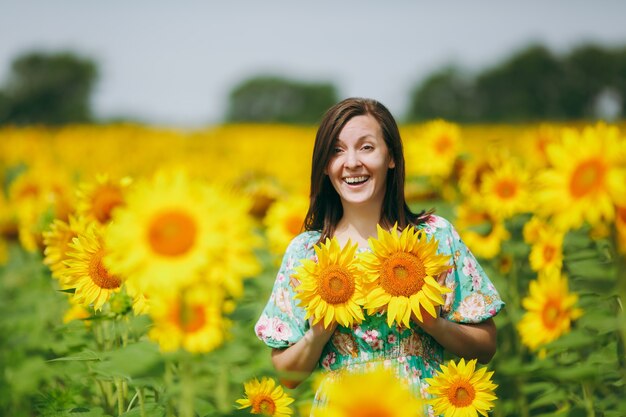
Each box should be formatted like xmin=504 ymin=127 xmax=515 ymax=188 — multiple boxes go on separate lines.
xmin=304 ymin=97 xmax=430 ymax=242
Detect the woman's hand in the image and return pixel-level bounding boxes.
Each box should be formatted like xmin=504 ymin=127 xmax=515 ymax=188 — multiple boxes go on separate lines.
xmin=306 ymin=316 xmax=338 ymax=344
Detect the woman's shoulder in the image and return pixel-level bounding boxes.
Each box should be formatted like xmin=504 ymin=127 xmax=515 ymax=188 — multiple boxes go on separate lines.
xmin=285 ymin=230 xmax=322 ymax=254
xmin=416 ymin=213 xmax=455 ymax=234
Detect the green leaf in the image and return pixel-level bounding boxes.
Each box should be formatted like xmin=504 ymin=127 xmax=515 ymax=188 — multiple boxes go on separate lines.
xmin=120 ymin=404 xmax=164 ymax=417
xmin=48 ymin=350 xmax=102 ymax=362
xmin=529 ymin=388 xmax=568 ymax=409
xmin=92 ymin=340 xmax=164 ymax=379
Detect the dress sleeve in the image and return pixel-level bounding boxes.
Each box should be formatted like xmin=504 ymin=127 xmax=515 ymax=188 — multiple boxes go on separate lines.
xmin=254 ymin=232 xmax=314 ymax=348
xmin=435 ymin=217 xmax=505 ymax=323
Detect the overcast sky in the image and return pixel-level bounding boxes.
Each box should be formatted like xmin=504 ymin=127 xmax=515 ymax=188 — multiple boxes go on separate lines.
xmin=2 ymin=1 xmax=626 ymax=127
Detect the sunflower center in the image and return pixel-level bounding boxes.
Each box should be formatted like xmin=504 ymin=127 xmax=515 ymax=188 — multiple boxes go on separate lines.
xmin=148 ymin=210 xmax=197 ymax=257
xmin=348 ymin=404 xmax=393 ymax=417
xmin=435 ymin=135 xmax=452 ymax=154
xmin=252 ymin=395 xmax=276 ymax=415
xmin=495 ymin=179 xmax=517 ymax=199
xmin=89 ymin=249 xmax=122 ymax=289
xmin=542 ymin=300 xmax=563 ymax=329
xmin=183 ymin=304 xmax=206 ymax=333
xmin=318 ymin=265 xmax=355 ymax=304
xmin=617 ymin=206 xmax=626 ymax=223
xmin=570 ymin=159 xmax=606 ymax=198
xmin=447 ymin=381 xmax=476 ymax=407
xmin=91 ymin=185 xmax=124 ymax=224
xmin=543 ymin=245 xmax=556 ymax=262
xmin=286 ymin=214 xmax=303 ymax=236
xmin=380 ymin=252 xmax=426 ymax=297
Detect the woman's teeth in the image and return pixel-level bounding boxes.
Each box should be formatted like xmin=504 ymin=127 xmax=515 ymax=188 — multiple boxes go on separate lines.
xmin=344 ymin=176 xmax=369 ymax=184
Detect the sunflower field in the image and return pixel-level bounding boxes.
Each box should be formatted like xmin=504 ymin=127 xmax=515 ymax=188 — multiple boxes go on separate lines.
xmin=1 ymin=120 xmax=625 ymax=417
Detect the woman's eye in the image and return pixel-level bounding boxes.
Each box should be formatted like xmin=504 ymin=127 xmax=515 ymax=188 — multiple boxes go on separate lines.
xmin=362 ymin=145 xmax=374 ymax=151
xmin=333 ymin=147 xmax=343 ymax=153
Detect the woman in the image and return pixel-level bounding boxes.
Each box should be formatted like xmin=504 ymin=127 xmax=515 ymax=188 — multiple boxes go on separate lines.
xmin=254 ymin=98 xmax=504 ymax=412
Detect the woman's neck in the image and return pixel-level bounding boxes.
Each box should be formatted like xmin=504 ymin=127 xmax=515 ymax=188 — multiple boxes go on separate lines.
xmin=334 ymin=202 xmax=385 ymax=248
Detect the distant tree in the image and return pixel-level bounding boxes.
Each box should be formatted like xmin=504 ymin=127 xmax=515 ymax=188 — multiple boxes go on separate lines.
xmin=0 ymin=51 xmax=98 ymax=125
xmin=406 ymin=66 xmax=476 ymax=122
xmin=407 ymin=43 xmax=625 ymax=122
xmin=473 ymin=45 xmax=565 ymax=122
xmin=225 ymin=75 xmax=339 ymax=124
xmin=561 ymin=44 xmax=623 ymax=119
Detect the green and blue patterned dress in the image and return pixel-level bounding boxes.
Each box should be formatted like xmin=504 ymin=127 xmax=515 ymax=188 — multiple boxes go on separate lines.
xmin=255 ymin=215 xmax=504 ymax=415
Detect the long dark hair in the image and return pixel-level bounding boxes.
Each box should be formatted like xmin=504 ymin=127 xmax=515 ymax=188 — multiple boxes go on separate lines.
xmin=304 ymin=97 xmax=430 ymax=242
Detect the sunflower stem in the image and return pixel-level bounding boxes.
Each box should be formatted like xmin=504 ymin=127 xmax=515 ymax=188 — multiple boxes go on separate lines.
xmin=164 ymin=360 xmax=175 ymax=417
xmin=178 ymin=353 xmax=195 ymax=417
xmin=582 ymin=381 xmax=596 ymax=417
xmin=613 ymin=230 xmax=626 ymax=380
xmin=115 ymin=378 xmax=125 ymax=416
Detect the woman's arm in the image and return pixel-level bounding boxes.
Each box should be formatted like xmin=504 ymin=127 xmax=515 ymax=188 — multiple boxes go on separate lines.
xmin=271 ymin=321 xmax=337 ymax=389
xmin=416 ymin=311 xmax=497 ymax=364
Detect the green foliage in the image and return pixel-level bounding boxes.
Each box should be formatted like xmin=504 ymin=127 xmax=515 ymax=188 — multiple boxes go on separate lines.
xmin=225 ymin=75 xmax=338 ymax=124
xmin=2 ymin=199 xmax=626 ymax=416
xmin=0 ymin=51 xmax=98 ymax=125
xmin=407 ymin=43 xmax=626 ymax=122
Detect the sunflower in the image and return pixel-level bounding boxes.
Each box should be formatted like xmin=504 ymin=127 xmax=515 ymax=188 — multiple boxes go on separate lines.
xmin=455 ymin=204 xmax=509 ymax=260
xmin=404 ymin=120 xmax=461 ymax=179
xmin=535 ymin=123 xmax=626 ymax=231
xmin=264 ymin=193 xmax=309 ymax=258
xmin=479 ymin=160 xmax=532 ymax=220
xmin=293 ymin=237 xmax=366 ymax=328
xmin=104 ymin=170 xmax=222 ymax=293
xmin=425 ymin=358 xmax=497 ymax=417
xmin=361 ymin=224 xmax=451 ymax=327
xmin=148 ymin=284 xmax=226 ymax=353
xmin=43 ymin=216 xmax=88 ymax=283
xmin=236 ymin=377 xmax=294 ymax=417
xmin=522 ymin=216 xmax=550 ymax=245
xmin=529 ymin=229 xmax=564 ymax=274
xmin=64 ymin=222 xmax=122 ymax=311
xmin=616 ymin=205 xmax=626 ymax=255
xmin=517 ymin=270 xmax=583 ymax=351
xmin=76 ymin=174 xmax=131 ymax=225
xmin=316 ymin=367 xmax=423 ymax=417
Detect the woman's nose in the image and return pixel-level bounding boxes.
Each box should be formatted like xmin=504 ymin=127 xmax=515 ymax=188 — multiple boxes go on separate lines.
xmin=345 ymin=150 xmax=362 ymax=168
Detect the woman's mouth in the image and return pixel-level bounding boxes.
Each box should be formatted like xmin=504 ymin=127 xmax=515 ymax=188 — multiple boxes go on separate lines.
xmin=343 ymin=175 xmax=370 ymax=186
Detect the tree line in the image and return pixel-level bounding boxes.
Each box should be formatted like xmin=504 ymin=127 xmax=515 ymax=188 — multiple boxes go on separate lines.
xmin=0 ymin=43 xmax=624 ymax=126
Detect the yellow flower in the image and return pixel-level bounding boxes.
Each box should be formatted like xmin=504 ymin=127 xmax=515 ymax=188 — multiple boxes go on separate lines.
xmin=104 ymin=170 xmax=222 ymax=293
xmin=264 ymin=194 xmax=309 ymax=258
xmin=43 ymin=216 xmax=88 ymax=284
xmin=522 ymin=216 xmax=550 ymax=245
xmin=293 ymin=237 xmax=366 ymax=328
xmin=316 ymin=367 xmax=423 ymax=417
xmin=405 ymin=120 xmax=461 ymax=178
xmin=236 ymin=377 xmax=294 ymax=417
xmin=455 ymin=204 xmax=509 ymax=260
xmin=425 ymin=358 xmax=497 ymax=417
xmin=529 ymin=229 xmax=564 ymax=274
xmin=148 ymin=284 xmax=226 ymax=353
xmin=480 ymin=160 xmax=532 ymax=219
xmin=64 ymin=222 xmax=122 ymax=311
xmin=76 ymin=174 xmax=131 ymax=225
xmin=517 ymin=271 xmax=583 ymax=351
xmin=535 ymin=123 xmax=626 ymax=230
xmin=615 ymin=205 xmax=626 ymax=255
xmin=361 ymin=224 xmax=451 ymax=327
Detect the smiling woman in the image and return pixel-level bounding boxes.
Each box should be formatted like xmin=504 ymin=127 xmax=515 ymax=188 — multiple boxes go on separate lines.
xmin=254 ymin=98 xmax=504 ymax=416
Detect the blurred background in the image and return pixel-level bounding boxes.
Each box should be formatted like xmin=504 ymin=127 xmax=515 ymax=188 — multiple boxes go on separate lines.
xmin=2 ymin=2 xmax=626 ymax=417
xmin=2 ymin=0 xmax=626 ymax=127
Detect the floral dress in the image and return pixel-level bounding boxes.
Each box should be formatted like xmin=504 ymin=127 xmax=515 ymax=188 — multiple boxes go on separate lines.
xmin=255 ymin=215 xmax=505 ymax=415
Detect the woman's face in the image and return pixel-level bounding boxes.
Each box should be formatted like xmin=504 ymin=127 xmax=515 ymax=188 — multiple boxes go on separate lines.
xmin=326 ymin=114 xmax=395 ymax=210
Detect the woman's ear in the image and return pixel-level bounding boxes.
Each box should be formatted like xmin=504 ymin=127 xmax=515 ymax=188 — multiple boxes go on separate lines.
xmin=389 ymin=158 xmax=396 ymax=169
